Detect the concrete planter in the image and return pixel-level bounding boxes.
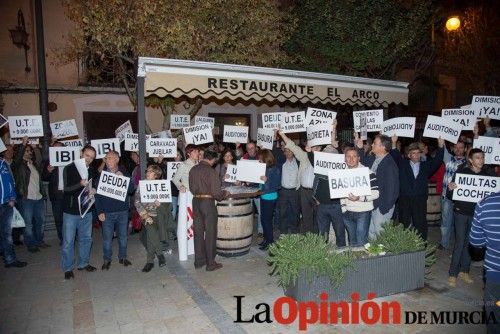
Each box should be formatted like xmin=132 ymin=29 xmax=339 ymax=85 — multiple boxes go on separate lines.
xmin=285 ymin=250 xmax=425 ymax=302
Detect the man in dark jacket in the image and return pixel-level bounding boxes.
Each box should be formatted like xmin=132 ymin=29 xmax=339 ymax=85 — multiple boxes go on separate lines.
xmin=95 ymin=150 xmax=135 ymax=270
xmin=61 ymin=145 xmax=97 ymax=279
xmin=390 ymin=136 xmax=445 ymax=240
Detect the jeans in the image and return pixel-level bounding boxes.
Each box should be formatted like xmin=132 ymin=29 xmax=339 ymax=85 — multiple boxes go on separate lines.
xmin=343 ymin=211 xmax=371 ymax=247
xmin=101 ymin=211 xmax=129 ymax=262
xmin=278 ymin=189 xmax=300 ymax=234
xmin=368 ymin=206 xmax=394 ymax=240
xmin=316 ymin=202 xmax=345 ymax=247
xmin=51 ymin=198 xmax=64 ymax=243
xmin=171 ymin=196 xmax=178 ymax=221
xmin=261 ymin=199 xmax=277 ymax=244
xmin=449 ymin=212 xmax=472 ymax=277
xmin=61 ymin=212 xmax=93 ymax=272
xmin=440 ymin=197 xmax=455 ymax=249
xmin=18 ymin=198 xmax=45 ymax=249
xmin=253 ymin=198 xmax=262 ymax=234
xmin=0 ymin=203 xmax=17 ymax=265
xmin=485 ymin=280 xmax=500 ymax=334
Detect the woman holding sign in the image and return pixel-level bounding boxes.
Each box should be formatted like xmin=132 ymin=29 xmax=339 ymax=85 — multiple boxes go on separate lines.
xmin=215 ymin=148 xmax=237 ymax=187
xmin=447 ymin=148 xmax=495 ymax=288
xmin=257 ymin=149 xmax=281 ymax=250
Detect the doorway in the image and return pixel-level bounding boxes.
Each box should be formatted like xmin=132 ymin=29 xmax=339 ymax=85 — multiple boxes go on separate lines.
xmin=83 ymin=112 xmax=137 ymax=140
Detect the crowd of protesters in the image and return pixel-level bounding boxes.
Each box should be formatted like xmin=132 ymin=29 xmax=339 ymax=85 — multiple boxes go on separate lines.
xmin=0 ymin=117 xmax=498 ymax=289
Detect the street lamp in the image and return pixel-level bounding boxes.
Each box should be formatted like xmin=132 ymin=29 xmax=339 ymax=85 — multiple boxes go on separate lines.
xmin=445 ymin=16 xmax=461 ymax=31
xmin=8 ymin=9 xmax=31 ymax=73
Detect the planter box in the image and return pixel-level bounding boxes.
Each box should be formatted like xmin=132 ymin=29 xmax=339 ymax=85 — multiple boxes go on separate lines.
xmin=285 ymin=250 xmax=425 ymax=302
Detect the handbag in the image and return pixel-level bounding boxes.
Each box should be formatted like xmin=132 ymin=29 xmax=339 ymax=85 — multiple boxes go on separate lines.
xmin=11 ymin=207 xmax=26 ymax=228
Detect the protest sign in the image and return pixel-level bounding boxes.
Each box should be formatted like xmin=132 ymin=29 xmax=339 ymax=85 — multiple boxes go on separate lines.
xmin=353 ymin=110 xmax=383 ymax=132
xmin=166 ymin=162 xmax=182 ymax=180
xmin=125 ymin=133 xmax=153 ymax=152
xmin=146 ymin=138 xmax=177 ymax=157
xmin=280 ymin=111 xmax=306 ymax=133
xmin=225 ymin=164 xmax=238 ymax=183
xmin=257 ymin=128 xmax=274 ymax=150
xmin=262 ymin=112 xmax=285 ymax=129
xmin=8 ymin=115 xmax=44 ymax=138
xmin=236 ymin=160 xmax=266 ymax=184
xmin=307 ymin=123 xmax=332 ymax=147
xmin=474 ymin=136 xmax=500 ymax=165
xmin=49 ymin=147 xmax=80 ymax=167
xmin=151 ymin=130 xmax=172 ymax=138
xmin=452 ymin=174 xmax=499 ymax=203
xmin=359 ymin=113 xmax=368 ymax=140
xmin=60 ymin=138 xmax=83 ymax=148
xmin=183 ymin=123 xmax=213 ymax=145
xmin=74 ymin=158 xmax=88 ymax=180
xmin=78 ymin=179 xmax=95 ymax=218
xmin=382 ymin=117 xmax=416 ymax=138
xmin=114 ymin=120 xmax=133 ymax=142
xmin=96 ymin=171 xmax=130 ymax=202
xmin=313 ymin=151 xmax=347 ymax=176
xmin=91 ymin=138 xmax=121 ymax=159
xmin=471 ymin=95 xmax=500 ymax=120
xmin=9 ymin=138 xmax=39 ymax=145
xmin=170 ymin=114 xmax=190 ymax=129
xmin=223 ymin=125 xmax=248 ymax=144
xmin=0 ymin=138 xmax=6 ymax=153
xmin=50 ymin=119 xmax=79 ymax=139
xmin=441 ymin=108 xmax=476 ymax=131
xmin=139 ymin=180 xmax=172 ymax=203
xmin=305 ymin=107 xmax=337 ymax=126
xmin=194 ymin=116 xmax=215 ymax=128
xmin=423 ymin=115 xmax=462 ymax=144
xmin=328 ymin=167 xmax=372 ymax=199
xmin=0 ymin=114 xmax=7 ymax=129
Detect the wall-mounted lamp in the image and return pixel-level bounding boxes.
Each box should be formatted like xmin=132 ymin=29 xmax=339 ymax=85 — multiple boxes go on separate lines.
xmin=9 ymin=9 xmax=31 ymax=73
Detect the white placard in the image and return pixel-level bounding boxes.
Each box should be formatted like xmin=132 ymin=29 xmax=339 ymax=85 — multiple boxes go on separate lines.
xmin=474 ymin=136 xmax=500 ymax=165
xmin=114 ymin=120 xmax=133 ymax=142
xmin=223 ymin=125 xmax=248 ymax=144
xmin=183 ymin=123 xmax=214 ymax=145
xmin=96 ymin=171 xmax=130 ymax=202
xmin=9 ymin=138 xmax=39 ymax=145
xmin=353 ymin=110 xmax=383 ymax=132
xmin=441 ymin=108 xmax=476 ymax=131
xmin=262 ymin=112 xmax=285 ymax=130
xmin=225 ymin=164 xmax=238 ymax=183
xmin=328 ymin=167 xmax=372 ymax=199
xmin=0 ymin=114 xmax=8 ymax=129
xmin=91 ymin=138 xmax=121 ymax=159
xmin=381 ymin=117 xmax=416 ymax=138
xmin=171 ymin=115 xmax=191 ymax=129
xmin=305 ymin=107 xmax=337 ymax=126
xmin=307 ymin=123 xmax=332 ymax=147
xmin=194 ymin=116 xmax=214 ymax=128
xmin=146 ymin=138 xmax=177 ymax=158
xmin=139 ymin=180 xmax=172 ymax=203
xmin=124 ymin=133 xmax=152 ymax=152
xmin=60 ymin=138 xmax=83 ymax=148
xmin=0 ymin=138 xmax=6 ymax=153
xmin=423 ymin=115 xmax=462 ymax=144
xmin=49 ymin=147 xmax=80 ymax=167
xmin=452 ymin=174 xmax=500 ymax=203
xmin=472 ymin=95 xmax=500 ymax=120
xmin=166 ymin=162 xmax=182 ymax=180
xmin=236 ymin=160 xmax=266 ymax=184
xmin=74 ymin=158 xmax=88 ymax=180
xmin=314 ymin=151 xmax=347 ymax=176
xmin=8 ymin=115 xmax=44 ymax=138
xmin=280 ymin=111 xmax=307 ymax=133
xmin=50 ymin=119 xmax=79 ymax=139
xmin=257 ymin=128 xmax=274 ymax=150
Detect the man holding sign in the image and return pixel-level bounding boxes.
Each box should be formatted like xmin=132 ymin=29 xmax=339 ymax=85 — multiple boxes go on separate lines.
xmin=95 ymin=151 xmax=134 ymax=271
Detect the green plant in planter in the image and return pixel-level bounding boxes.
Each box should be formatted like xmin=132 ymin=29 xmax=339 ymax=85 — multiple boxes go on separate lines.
xmin=267 ymin=233 xmax=355 ymax=289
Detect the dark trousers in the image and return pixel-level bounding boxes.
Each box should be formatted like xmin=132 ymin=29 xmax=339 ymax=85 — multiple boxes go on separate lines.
xmin=51 ymin=198 xmax=64 ymax=243
xmin=261 ymin=198 xmax=277 ymax=245
xmin=449 ymin=212 xmax=472 ymax=277
xmin=485 ymin=280 xmax=500 ymax=334
xmin=144 ymin=217 xmax=161 ymax=263
xmin=300 ymin=187 xmax=316 ymax=233
xmin=278 ymin=188 xmax=300 ymax=234
xmin=157 ymin=203 xmax=173 ymax=244
xmin=192 ymin=198 xmax=218 ymax=267
xmin=0 ymin=203 xmax=16 ymax=265
xmin=399 ymin=195 xmax=427 ymax=240
xmin=316 ymin=202 xmax=346 ymax=247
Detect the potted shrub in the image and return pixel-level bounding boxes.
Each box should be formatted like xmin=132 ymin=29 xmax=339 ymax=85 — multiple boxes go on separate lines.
xmin=268 ymin=224 xmax=430 ymax=302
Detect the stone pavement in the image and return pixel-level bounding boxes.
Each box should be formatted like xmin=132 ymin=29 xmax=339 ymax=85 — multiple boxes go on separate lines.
xmin=0 ymin=225 xmax=490 ymax=334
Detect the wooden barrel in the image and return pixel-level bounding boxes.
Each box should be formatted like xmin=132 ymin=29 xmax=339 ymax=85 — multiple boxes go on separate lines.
xmin=216 ymin=198 xmax=254 ymax=257
xmin=426 ymin=183 xmax=441 ymax=226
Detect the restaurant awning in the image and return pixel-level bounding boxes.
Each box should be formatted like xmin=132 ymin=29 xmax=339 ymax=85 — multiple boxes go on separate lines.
xmin=138 ymin=58 xmax=408 ymax=107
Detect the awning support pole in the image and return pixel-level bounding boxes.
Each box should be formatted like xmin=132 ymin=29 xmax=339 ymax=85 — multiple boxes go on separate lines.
xmin=137 ymin=75 xmax=146 ymax=180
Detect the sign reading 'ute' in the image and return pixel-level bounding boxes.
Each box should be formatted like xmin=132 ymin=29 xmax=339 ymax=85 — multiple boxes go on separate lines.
xmin=9 ymin=115 xmax=44 ymax=138
xmin=170 ymin=115 xmax=190 ymax=129
xmin=280 ymin=111 xmax=306 ymax=133
xmin=139 ymin=180 xmax=172 ymax=203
